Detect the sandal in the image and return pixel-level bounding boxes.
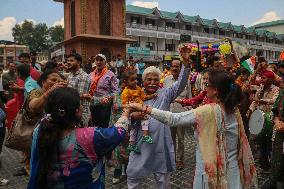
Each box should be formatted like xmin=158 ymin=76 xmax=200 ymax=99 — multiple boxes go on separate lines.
xmin=142 ymin=135 xmax=153 ymax=144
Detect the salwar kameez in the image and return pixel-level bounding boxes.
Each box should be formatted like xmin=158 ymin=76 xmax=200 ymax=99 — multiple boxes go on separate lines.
xmin=149 ymin=104 xmax=257 ymax=189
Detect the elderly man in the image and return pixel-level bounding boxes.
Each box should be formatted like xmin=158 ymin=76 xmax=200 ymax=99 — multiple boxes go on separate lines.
xmin=2 ymin=62 xmax=17 ymax=100
xmin=126 ymin=49 xmax=191 ymax=189
xmin=163 ymin=58 xmax=192 ymax=170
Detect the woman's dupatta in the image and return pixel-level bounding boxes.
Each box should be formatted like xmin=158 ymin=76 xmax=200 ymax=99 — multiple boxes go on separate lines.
xmin=193 ymin=103 xmax=257 ymax=189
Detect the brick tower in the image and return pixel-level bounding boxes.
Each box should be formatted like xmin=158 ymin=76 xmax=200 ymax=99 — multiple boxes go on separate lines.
xmin=54 ymin=0 xmax=134 ymax=63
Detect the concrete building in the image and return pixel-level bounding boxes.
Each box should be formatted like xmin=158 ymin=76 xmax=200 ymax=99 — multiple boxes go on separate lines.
xmin=53 ymin=0 xmax=134 ymax=64
xmin=253 ymin=20 xmax=284 ymax=35
xmin=126 ymin=5 xmax=284 ymax=63
xmin=0 ymin=40 xmax=28 ymax=68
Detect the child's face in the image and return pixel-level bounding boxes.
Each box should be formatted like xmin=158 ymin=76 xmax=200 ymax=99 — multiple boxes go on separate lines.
xmin=127 ymin=74 xmax=138 ymax=88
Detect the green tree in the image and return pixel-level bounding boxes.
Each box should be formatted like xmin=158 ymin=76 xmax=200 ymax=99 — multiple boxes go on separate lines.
xmin=12 ymin=20 xmax=64 ymax=52
xmin=49 ymin=25 xmax=64 ymax=42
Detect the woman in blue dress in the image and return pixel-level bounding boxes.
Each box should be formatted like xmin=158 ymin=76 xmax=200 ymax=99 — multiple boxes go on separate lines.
xmin=28 ymin=87 xmax=130 ymax=189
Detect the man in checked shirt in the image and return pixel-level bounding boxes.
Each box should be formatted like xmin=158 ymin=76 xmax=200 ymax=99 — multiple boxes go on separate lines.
xmin=67 ymin=53 xmax=91 ymax=127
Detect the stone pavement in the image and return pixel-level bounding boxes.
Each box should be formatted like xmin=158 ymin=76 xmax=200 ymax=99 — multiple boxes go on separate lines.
xmin=0 ymin=129 xmax=269 ymax=189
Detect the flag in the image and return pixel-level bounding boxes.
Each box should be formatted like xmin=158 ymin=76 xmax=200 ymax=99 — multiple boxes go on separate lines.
xmin=241 ymin=57 xmax=256 ymax=73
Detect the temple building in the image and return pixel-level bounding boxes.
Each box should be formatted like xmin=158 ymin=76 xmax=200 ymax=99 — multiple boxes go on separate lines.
xmin=53 ymin=0 xmax=134 ymax=63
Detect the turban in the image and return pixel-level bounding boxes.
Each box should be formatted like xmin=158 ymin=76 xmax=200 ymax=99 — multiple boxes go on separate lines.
xmin=261 ymin=69 xmax=275 ymax=79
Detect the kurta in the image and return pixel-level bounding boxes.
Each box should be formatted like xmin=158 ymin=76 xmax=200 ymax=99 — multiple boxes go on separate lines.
xmin=126 ymin=65 xmax=190 ymax=179
xmin=150 ymin=108 xmax=245 ymax=189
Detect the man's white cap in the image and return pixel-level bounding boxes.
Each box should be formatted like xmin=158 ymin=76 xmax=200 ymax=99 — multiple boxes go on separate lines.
xmin=95 ymin=54 xmax=106 ymax=61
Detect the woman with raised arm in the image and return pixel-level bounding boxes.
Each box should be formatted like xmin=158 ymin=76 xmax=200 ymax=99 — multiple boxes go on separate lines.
xmin=28 ymin=87 xmax=130 ymax=189
xmin=127 ymin=69 xmax=257 ymax=189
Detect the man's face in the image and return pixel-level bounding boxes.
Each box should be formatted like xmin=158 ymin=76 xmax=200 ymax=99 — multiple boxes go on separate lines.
xmin=202 ymin=72 xmax=209 ymax=86
xmin=95 ymin=57 xmax=106 ymax=70
xmin=279 ymin=66 xmax=284 ymax=75
xmin=67 ymin=57 xmax=79 ymax=71
xmin=19 ymin=57 xmax=30 ymax=65
xmin=171 ymin=60 xmax=181 ymax=78
xmin=261 ymin=76 xmax=273 ymax=86
xmin=143 ymin=73 xmax=160 ymax=94
xmin=240 ymin=73 xmax=249 ymax=81
xmin=9 ymin=63 xmax=16 ymax=73
xmin=213 ymin=61 xmax=223 ymax=69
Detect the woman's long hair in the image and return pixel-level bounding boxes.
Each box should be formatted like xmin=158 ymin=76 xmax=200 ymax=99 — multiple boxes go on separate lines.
xmin=37 ymin=87 xmax=80 ymax=188
xmin=208 ymin=69 xmax=242 ymax=113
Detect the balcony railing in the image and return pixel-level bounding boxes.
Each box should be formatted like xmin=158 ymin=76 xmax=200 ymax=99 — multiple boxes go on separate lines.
xmin=126 ymin=23 xmax=284 ymax=49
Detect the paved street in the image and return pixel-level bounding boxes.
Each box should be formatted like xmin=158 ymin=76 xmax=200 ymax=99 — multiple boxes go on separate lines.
xmin=0 ymin=129 xmax=269 ymax=189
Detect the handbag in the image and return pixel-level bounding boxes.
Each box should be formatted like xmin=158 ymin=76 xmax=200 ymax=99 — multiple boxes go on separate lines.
xmin=5 ymin=100 xmax=39 ymax=151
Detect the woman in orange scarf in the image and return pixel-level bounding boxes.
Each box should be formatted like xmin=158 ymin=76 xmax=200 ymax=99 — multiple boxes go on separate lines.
xmin=128 ymin=69 xmax=257 ymax=189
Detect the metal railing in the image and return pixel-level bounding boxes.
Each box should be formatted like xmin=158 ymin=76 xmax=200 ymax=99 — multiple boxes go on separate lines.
xmin=126 ymin=23 xmax=284 ymax=48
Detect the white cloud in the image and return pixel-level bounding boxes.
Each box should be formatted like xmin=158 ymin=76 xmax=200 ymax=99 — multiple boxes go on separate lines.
xmin=53 ymin=17 xmax=64 ymax=27
xmin=253 ymin=11 xmax=282 ymax=25
xmin=0 ymin=17 xmax=17 ymax=41
xmin=19 ymin=18 xmax=36 ymax=25
xmin=132 ymin=1 xmax=159 ymax=8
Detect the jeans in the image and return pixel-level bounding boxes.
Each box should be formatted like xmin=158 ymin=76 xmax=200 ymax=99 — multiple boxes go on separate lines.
xmin=0 ymin=126 xmax=5 ymax=154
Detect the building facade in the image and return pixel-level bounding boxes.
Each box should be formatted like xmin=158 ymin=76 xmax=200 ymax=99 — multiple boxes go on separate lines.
xmin=253 ymin=20 xmax=284 ymax=35
xmin=126 ymin=5 xmax=284 ymax=63
xmin=54 ymin=0 xmax=134 ymax=64
xmin=0 ymin=41 xmax=28 ymax=68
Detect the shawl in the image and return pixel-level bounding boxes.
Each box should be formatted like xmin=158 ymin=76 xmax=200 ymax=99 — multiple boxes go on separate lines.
xmin=193 ymin=103 xmax=257 ymax=189
xmin=89 ymin=67 xmax=108 ymax=96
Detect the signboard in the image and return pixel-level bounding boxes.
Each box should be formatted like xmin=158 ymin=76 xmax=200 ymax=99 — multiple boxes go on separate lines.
xmin=164 ymin=55 xmax=180 ymax=61
xmin=127 ymin=47 xmax=150 ymax=55
xmin=180 ymin=34 xmax=191 ymax=42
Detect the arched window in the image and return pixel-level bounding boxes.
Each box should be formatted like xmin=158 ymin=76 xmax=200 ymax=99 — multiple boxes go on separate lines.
xmin=100 ymin=0 xmax=111 ymax=35
xmin=100 ymin=48 xmax=111 ymax=62
xmin=70 ymin=0 xmax=76 ymax=37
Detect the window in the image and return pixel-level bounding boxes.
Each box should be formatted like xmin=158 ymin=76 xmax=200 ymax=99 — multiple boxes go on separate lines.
xmin=146 ymin=42 xmax=155 ymax=51
xmin=0 ymin=48 xmax=3 ymax=55
xmin=166 ymin=22 xmax=175 ymax=29
xmin=0 ymin=57 xmax=3 ymax=65
xmin=204 ymin=27 xmax=210 ymax=33
xmin=70 ymin=0 xmax=76 ymax=37
xmin=186 ymin=25 xmax=192 ymax=31
xmin=131 ymin=16 xmax=141 ymax=24
xmin=219 ymin=30 xmax=225 ymax=36
xmin=145 ymin=18 xmax=155 ymax=26
xmin=7 ymin=56 xmax=14 ymax=64
xmin=100 ymin=0 xmax=111 ymax=35
xmin=130 ymin=42 xmax=140 ymax=47
xmin=100 ymin=48 xmax=111 ymax=62
xmin=165 ymin=44 xmax=175 ymax=51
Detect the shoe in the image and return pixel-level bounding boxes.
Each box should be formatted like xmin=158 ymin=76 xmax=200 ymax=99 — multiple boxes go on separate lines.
xmin=0 ymin=178 xmax=9 ymax=186
xmin=112 ymin=177 xmax=121 ymax=184
xmin=127 ymin=144 xmax=141 ymax=153
xmin=142 ymin=135 xmax=153 ymax=144
xmin=13 ymin=167 xmax=28 ymax=176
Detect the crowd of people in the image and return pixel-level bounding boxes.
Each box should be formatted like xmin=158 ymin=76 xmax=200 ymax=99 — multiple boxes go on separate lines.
xmin=0 ymin=45 xmax=283 ymax=189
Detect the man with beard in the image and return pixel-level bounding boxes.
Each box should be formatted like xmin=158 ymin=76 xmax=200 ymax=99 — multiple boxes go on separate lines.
xmin=67 ymin=53 xmax=91 ymax=127
xmin=163 ymin=58 xmax=192 ymax=170
xmin=249 ymin=69 xmax=280 ymax=170
xmin=30 ymin=51 xmax=42 ymax=72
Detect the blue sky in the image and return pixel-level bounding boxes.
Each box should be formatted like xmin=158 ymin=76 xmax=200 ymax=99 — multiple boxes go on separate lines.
xmin=1 ymin=0 xmax=283 ymax=41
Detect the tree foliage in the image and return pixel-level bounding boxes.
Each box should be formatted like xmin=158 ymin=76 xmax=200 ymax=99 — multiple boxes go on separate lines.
xmin=12 ymin=20 xmax=64 ymax=52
